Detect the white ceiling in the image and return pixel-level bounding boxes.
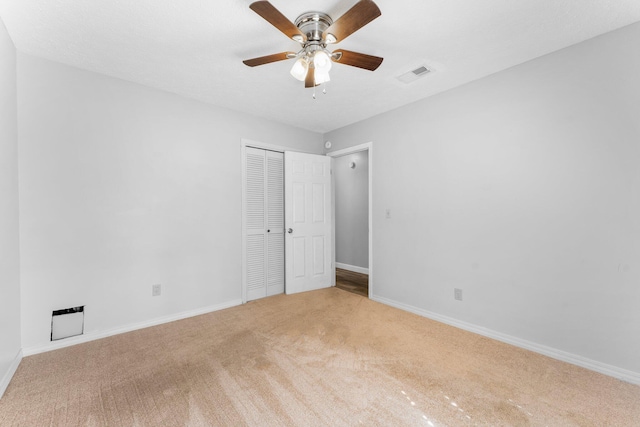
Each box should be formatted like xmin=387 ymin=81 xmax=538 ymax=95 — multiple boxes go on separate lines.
xmin=1 ymin=0 xmax=639 ymax=133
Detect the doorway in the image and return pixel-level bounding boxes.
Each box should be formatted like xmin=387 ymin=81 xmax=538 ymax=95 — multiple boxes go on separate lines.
xmin=327 ymin=143 xmax=373 ymax=298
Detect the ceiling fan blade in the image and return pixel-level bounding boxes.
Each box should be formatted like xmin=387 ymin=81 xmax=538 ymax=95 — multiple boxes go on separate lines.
xmin=305 ymin=66 xmax=316 ymax=88
xmin=249 ymin=1 xmax=307 ymax=42
xmin=243 ymin=52 xmax=296 ymax=67
xmin=332 ymin=49 xmax=383 ymax=71
xmin=322 ymin=0 xmax=381 ymax=43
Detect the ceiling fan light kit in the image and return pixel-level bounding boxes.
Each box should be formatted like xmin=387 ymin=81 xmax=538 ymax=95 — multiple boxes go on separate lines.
xmin=289 ymin=57 xmax=309 ymax=81
xmin=243 ymin=0 xmax=383 ymax=96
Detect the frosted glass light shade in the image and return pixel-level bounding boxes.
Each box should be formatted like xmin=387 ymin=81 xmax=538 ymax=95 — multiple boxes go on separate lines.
xmin=314 ymin=70 xmax=330 ymax=84
xmin=313 ymin=51 xmax=332 ymax=73
xmin=290 ymin=58 xmax=308 ymax=81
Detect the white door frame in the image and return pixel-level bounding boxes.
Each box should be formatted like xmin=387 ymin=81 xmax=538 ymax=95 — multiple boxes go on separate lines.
xmin=240 ymin=139 xmax=323 ymax=303
xmin=326 ymin=142 xmax=373 ymax=299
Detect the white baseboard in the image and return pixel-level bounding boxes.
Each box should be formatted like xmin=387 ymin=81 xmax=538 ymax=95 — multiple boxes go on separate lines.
xmin=0 ymin=349 xmax=23 ymax=399
xmin=371 ymin=295 xmax=640 ymax=385
xmin=336 ymin=262 xmax=369 ymax=275
xmin=23 ymin=299 xmax=243 ymax=356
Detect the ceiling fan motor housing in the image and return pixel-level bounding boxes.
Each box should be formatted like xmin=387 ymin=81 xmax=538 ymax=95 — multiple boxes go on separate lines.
xmin=295 ymin=12 xmax=333 ymax=43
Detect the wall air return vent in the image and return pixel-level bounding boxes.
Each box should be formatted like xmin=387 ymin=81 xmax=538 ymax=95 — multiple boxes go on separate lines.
xmin=51 ymin=306 xmax=85 ymax=341
xmin=396 ymin=66 xmax=431 ymax=84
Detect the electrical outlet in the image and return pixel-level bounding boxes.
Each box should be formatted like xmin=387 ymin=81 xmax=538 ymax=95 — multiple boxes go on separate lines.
xmin=152 ymin=284 xmax=161 ymax=297
xmin=454 ymin=288 xmax=463 ymax=301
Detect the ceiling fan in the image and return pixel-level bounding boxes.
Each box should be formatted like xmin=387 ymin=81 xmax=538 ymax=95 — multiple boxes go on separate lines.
xmin=243 ymin=0 xmax=383 ymax=90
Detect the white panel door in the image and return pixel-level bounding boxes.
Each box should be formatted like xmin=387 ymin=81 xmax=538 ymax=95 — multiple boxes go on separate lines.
xmin=284 ymin=151 xmax=333 ymax=294
xmin=244 ymin=147 xmax=284 ymax=301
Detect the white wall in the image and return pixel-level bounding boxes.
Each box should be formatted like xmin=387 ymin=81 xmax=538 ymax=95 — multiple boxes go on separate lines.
xmin=0 ymin=16 xmax=21 ymax=396
xmin=325 ymin=23 xmax=640 ymax=378
xmin=17 ymin=54 xmax=323 ymax=350
xmin=334 ymin=152 xmax=369 ymax=270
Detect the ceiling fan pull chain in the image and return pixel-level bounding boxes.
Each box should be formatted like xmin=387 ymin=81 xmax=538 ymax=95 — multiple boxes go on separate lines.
xmin=312 ymin=86 xmax=316 ymax=100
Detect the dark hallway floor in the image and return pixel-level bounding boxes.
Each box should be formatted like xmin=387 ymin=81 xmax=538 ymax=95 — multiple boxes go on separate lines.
xmin=335 ymin=268 xmax=368 ymax=297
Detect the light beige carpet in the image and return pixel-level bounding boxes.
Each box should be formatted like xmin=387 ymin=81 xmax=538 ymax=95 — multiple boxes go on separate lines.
xmin=1 ymin=288 xmax=638 ymax=426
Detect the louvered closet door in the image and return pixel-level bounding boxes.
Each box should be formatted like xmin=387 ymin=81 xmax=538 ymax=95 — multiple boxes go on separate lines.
xmin=265 ymin=151 xmax=285 ymax=296
xmin=244 ymin=147 xmax=284 ymax=301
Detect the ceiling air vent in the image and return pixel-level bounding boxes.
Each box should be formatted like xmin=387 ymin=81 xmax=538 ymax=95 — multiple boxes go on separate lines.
xmin=396 ymin=66 xmax=431 ymax=84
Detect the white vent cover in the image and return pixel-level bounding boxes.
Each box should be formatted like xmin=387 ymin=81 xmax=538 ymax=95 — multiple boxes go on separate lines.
xmin=396 ymin=66 xmax=431 ymax=84
xmin=51 ymin=306 xmax=84 ymax=340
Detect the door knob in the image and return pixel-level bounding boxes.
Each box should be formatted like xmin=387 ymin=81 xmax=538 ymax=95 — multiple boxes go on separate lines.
xmin=287 ymin=228 xmax=293 ymax=234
